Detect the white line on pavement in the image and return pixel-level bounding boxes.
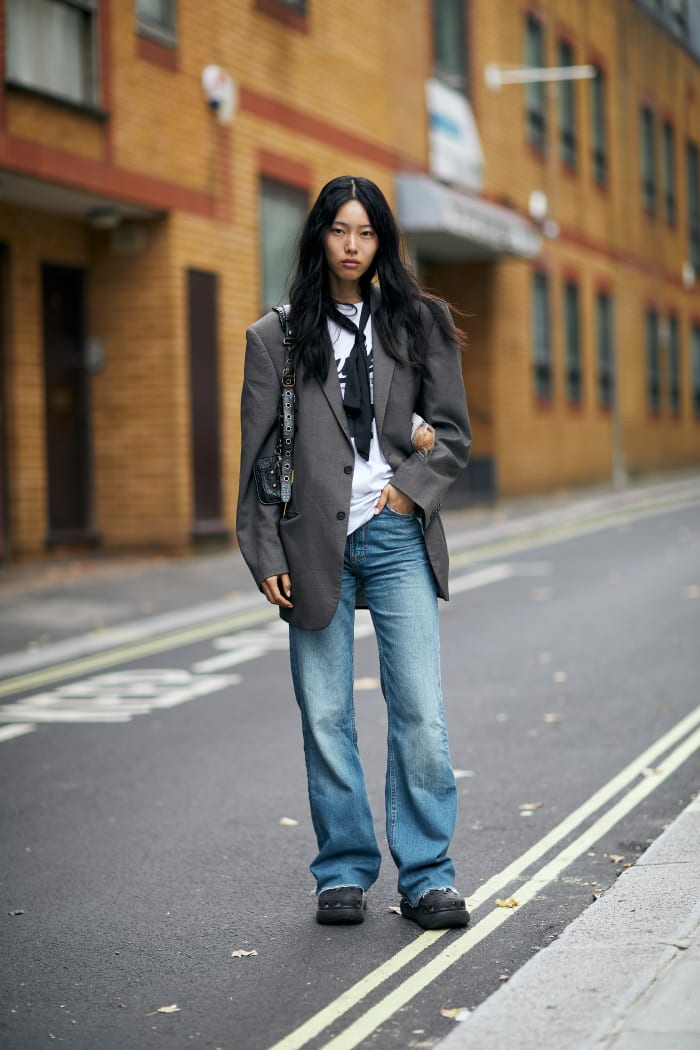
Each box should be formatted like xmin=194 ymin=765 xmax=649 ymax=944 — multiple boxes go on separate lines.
xmin=264 ymin=703 xmax=700 ymax=1050
xmin=0 ymin=723 xmax=35 ymax=742
xmin=319 ymin=724 xmax=700 ymax=1050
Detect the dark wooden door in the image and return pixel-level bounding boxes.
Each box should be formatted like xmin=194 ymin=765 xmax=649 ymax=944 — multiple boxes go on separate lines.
xmin=0 ymin=246 xmax=8 ymax=560
xmin=187 ymin=269 xmax=228 ymax=539
xmin=42 ymin=264 xmax=92 ymax=540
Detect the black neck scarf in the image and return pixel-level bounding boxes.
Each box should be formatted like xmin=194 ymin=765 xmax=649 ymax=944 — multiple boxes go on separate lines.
xmin=336 ymin=299 xmax=373 ymax=460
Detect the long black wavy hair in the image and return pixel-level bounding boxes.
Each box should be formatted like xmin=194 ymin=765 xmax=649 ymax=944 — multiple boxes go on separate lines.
xmin=288 ymin=175 xmax=461 ymax=382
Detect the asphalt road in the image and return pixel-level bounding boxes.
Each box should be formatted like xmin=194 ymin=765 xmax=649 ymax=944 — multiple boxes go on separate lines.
xmin=1 ymin=498 xmax=699 ymax=1050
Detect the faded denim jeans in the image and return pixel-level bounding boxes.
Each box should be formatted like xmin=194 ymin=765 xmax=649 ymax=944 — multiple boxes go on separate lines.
xmin=289 ymin=505 xmax=458 ymax=905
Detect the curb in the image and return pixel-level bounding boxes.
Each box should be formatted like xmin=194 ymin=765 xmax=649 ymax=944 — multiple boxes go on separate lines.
xmin=434 ymin=795 xmax=700 ymax=1050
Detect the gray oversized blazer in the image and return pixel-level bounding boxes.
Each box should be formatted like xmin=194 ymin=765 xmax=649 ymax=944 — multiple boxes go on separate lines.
xmin=236 ymin=286 xmax=472 ymax=631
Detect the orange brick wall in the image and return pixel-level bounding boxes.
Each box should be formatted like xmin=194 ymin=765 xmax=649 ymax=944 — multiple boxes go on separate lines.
xmin=1 ymin=0 xmax=698 ymax=560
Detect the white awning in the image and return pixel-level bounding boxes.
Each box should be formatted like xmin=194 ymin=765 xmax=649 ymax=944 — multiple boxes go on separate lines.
xmin=396 ymin=174 xmax=541 ymax=262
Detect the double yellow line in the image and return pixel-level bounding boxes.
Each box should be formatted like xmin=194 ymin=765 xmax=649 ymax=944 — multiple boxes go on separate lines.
xmin=267 ymin=705 xmax=700 ymax=1050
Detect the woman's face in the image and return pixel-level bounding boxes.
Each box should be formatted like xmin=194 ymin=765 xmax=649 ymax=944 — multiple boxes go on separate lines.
xmin=323 ymin=199 xmax=378 ymax=299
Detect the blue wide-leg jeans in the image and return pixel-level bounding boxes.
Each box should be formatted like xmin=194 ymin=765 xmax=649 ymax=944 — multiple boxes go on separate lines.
xmin=289 ymin=506 xmax=458 ymax=906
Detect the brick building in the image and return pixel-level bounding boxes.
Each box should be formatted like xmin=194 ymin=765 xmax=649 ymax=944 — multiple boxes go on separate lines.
xmin=0 ymin=0 xmax=698 ymax=562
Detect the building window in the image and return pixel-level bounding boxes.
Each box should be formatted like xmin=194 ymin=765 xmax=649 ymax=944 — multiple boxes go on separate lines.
xmin=563 ymin=281 xmax=582 ymax=405
xmin=525 ymin=14 xmax=547 ymax=152
xmin=662 ymin=121 xmax=676 ymax=224
xmin=532 ymin=272 xmax=552 ymax=400
xmin=590 ymin=65 xmax=607 ymax=186
xmin=646 ymin=308 xmax=661 ymax=414
xmin=669 ymin=0 xmax=688 ymax=36
xmin=692 ymin=324 xmax=700 ymax=419
xmin=259 ymin=178 xmax=309 ymax=312
xmin=687 ymin=141 xmax=700 ymax=271
xmin=596 ymin=291 xmax=614 ymax=409
xmin=640 ymin=105 xmax=656 ymax=214
xmin=432 ymin=0 xmax=468 ymax=93
xmin=558 ymin=39 xmax=577 ymax=168
xmin=137 ymin=0 xmax=176 ymax=44
xmin=5 ymin=0 xmax=99 ymax=107
xmin=667 ymin=315 xmax=681 ymax=415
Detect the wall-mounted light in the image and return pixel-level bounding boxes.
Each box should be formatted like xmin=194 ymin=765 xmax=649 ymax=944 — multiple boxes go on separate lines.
xmin=88 ymin=207 xmax=121 ymax=230
xmin=682 ymin=260 xmax=696 ymax=289
xmin=202 ymin=65 xmax=237 ymax=125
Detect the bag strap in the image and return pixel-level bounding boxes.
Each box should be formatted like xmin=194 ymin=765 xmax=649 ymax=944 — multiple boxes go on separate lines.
xmin=273 ymin=306 xmax=295 ymax=507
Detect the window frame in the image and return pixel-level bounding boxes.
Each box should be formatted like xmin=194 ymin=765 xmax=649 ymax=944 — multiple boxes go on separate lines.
xmin=646 ymin=307 xmax=662 ymax=415
xmin=532 ymin=270 xmax=553 ymax=402
xmin=136 ymin=0 xmax=177 ymax=47
xmin=432 ymin=0 xmax=469 ymax=94
xmin=258 ymin=176 xmax=309 ymax=314
xmin=524 ymin=13 xmax=547 ymax=154
xmin=590 ymin=64 xmax=607 ymax=187
xmin=667 ymin=314 xmax=681 ymax=416
xmin=662 ymin=120 xmax=677 ymax=225
xmin=558 ymin=38 xmax=577 ymax=169
xmin=563 ymin=280 xmax=582 ymax=405
xmin=691 ymin=323 xmax=700 ymax=420
xmin=5 ymin=0 xmax=101 ymax=111
xmin=640 ymin=104 xmax=657 ymax=214
xmin=596 ymin=290 xmax=614 ymax=410
xmin=687 ymin=141 xmax=700 ymax=271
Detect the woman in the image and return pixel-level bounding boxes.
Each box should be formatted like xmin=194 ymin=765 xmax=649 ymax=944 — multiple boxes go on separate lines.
xmin=236 ymin=176 xmax=472 ymax=929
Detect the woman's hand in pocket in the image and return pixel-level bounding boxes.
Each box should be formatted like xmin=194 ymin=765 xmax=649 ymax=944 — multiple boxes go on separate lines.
xmin=374 ymin=483 xmax=415 ymax=516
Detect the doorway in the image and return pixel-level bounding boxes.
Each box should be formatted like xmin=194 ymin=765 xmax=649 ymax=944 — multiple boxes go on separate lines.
xmin=42 ymin=263 xmax=94 ymax=542
xmin=0 ymin=245 xmax=8 ymax=560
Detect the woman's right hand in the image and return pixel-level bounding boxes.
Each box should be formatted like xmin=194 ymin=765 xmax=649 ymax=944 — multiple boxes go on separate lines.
xmin=262 ymin=573 xmax=293 ymax=608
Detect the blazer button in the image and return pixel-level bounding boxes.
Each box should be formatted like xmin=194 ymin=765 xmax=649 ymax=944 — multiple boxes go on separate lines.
xmin=344 ymin=465 xmax=353 ymax=475
xmin=336 ymin=511 xmax=346 ymax=521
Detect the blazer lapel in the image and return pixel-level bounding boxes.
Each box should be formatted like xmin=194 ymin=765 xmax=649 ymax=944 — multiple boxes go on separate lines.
xmin=370 ymin=289 xmax=395 ymax=438
xmin=319 ymin=354 xmax=352 ymax=443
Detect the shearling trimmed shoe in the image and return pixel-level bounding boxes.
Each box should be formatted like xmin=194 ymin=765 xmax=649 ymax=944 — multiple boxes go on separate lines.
xmin=400 ymin=888 xmax=469 ymax=930
xmin=316 ymin=886 xmax=367 ymax=925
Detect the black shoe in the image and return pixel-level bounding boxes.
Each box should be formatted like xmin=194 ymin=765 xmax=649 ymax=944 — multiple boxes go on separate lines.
xmin=316 ymin=886 xmax=367 ymax=925
xmin=400 ymin=888 xmax=469 ymax=930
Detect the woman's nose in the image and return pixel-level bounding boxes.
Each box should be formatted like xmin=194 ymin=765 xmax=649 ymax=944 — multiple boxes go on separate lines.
xmin=345 ymin=233 xmax=358 ymax=253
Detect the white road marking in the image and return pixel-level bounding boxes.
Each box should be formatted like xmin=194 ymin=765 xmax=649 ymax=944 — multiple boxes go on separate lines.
xmin=319 ymin=724 xmax=700 ymax=1050
xmin=450 ymin=561 xmax=551 ymax=594
xmin=0 ymin=670 xmax=239 ymax=726
xmin=264 ymin=703 xmax=700 ymax=1050
xmin=0 ymin=723 xmax=35 ymax=742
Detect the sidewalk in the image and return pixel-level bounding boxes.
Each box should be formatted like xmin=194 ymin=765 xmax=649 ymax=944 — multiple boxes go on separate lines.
xmin=1 ymin=468 xmax=698 ymax=675
xmin=435 ymin=795 xmax=700 ymax=1050
xmin=1 ymin=468 xmax=699 ymax=1047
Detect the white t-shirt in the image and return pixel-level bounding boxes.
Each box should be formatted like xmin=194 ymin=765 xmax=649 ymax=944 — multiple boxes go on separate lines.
xmin=328 ymin=303 xmax=393 ymax=534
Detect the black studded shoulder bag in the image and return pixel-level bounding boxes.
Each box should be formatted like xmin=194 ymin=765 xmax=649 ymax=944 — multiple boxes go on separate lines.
xmin=253 ymin=306 xmax=296 ymax=509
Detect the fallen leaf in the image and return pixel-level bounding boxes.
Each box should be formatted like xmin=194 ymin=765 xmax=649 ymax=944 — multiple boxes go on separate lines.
xmin=231 ymin=949 xmax=258 ymax=958
xmin=440 ymin=1007 xmax=470 ymax=1020
xmin=496 ymin=897 xmax=519 ymax=909
xmin=278 ymin=817 xmax=299 ymax=827
xmin=499 ymin=974 xmax=509 ymax=982
xmin=388 ymin=905 xmax=402 ymax=914
xmin=641 ymin=767 xmax=662 ymax=777
xmin=453 ymin=769 xmax=476 ymax=779
xmin=519 ymin=802 xmax=542 ymax=811
xmin=608 ymin=854 xmax=625 ymax=864
xmin=530 ymin=587 xmax=552 ymax=602
xmin=544 ymin=713 xmax=561 ymax=724
xmin=553 ymin=671 xmax=568 ymax=683
xmin=146 ymin=1004 xmax=181 ymax=1016
xmin=8 ymin=910 xmax=25 ymax=916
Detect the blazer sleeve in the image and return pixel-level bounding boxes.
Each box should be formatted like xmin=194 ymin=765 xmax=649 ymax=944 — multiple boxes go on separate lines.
xmin=390 ymin=300 xmax=472 ymax=524
xmin=235 ymin=324 xmax=289 ymax=589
